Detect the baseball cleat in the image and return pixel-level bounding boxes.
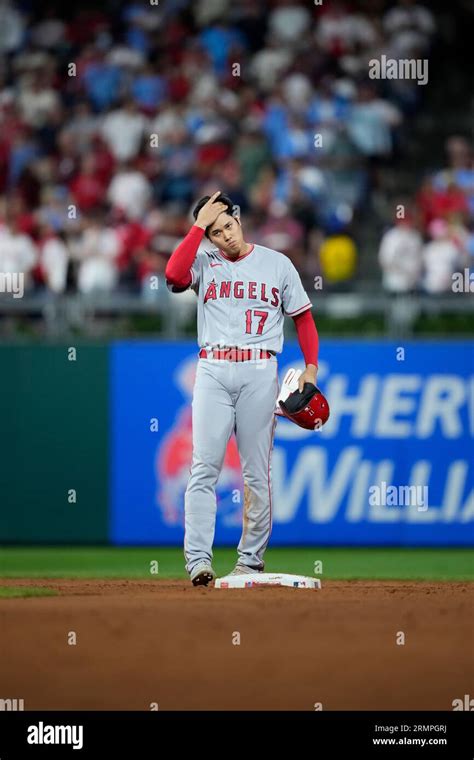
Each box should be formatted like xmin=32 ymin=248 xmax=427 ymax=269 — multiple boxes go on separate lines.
xmin=190 ymin=562 xmax=216 ymax=586
xmin=229 ymin=564 xmax=264 ymax=575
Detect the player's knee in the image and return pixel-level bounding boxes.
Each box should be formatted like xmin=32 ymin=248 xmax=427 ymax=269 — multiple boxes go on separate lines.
xmin=242 ymin=473 xmax=269 ymax=491
xmin=189 ymin=457 xmax=221 ymax=483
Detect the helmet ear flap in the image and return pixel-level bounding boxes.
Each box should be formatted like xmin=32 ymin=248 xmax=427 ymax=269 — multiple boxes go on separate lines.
xmin=280 ymin=383 xmax=318 ymax=414
xmin=279 ymin=386 xmax=330 ymax=430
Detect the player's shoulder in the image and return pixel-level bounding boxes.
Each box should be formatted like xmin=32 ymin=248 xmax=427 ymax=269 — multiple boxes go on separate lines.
xmin=252 ymin=243 xmax=285 ymax=258
xmin=199 ymin=243 xmax=294 ymax=270
xmin=252 ymin=244 xmax=294 ymax=267
xmin=198 ymin=245 xmax=221 ymax=263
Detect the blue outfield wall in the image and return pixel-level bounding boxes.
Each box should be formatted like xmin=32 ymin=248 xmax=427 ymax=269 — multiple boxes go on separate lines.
xmin=110 ymin=341 xmax=474 ymax=546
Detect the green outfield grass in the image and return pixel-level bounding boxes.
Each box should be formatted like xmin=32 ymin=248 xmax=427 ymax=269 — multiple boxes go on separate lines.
xmin=0 ymin=547 xmax=472 ymax=581
xmin=0 ymin=585 xmax=58 ymax=599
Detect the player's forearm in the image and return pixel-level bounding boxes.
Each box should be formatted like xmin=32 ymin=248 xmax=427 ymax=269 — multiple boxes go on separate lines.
xmin=293 ymin=309 xmax=319 ymax=369
xmin=165 ymin=225 xmax=205 ymax=286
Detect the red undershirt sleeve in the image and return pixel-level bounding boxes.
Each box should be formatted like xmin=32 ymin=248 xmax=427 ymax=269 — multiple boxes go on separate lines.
xmin=293 ymin=308 xmax=319 ymax=367
xmin=165 ymin=225 xmax=205 ymax=288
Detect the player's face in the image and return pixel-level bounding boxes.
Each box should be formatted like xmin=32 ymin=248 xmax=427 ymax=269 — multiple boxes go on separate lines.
xmin=208 ymin=213 xmax=244 ymax=257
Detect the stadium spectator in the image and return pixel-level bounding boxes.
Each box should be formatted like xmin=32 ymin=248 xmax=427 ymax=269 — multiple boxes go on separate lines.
xmin=378 ymin=213 xmax=423 ymax=293
xmin=432 ymin=136 xmax=474 ymax=220
xmin=0 ymin=209 xmax=38 ymax=292
xmin=131 ymin=63 xmax=168 ymax=113
xmin=250 ymin=35 xmax=294 ymax=93
xmin=36 ymin=185 xmax=71 ymax=233
xmin=17 ymin=70 xmax=60 ymax=130
xmin=347 ymin=82 xmax=402 ymax=159
xmin=66 ymin=101 xmax=100 ymax=154
xmin=417 ymin=178 xmax=469 ymax=230
xmin=29 ymin=8 xmax=66 ymax=50
xmin=422 ymin=218 xmax=463 ymax=294
xmin=316 ymin=0 xmax=378 ymax=62
xmin=37 ymin=224 xmax=69 ymax=294
xmin=383 ymin=0 xmax=436 ymax=57
xmin=71 ymin=211 xmax=120 ymax=295
xmin=70 ymin=156 xmax=108 ymax=213
xmin=0 ymin=0 xmax=26 ymax=54
xmin=101 ymin=98 xmax=149 ymax=162
xmin=79 ymin=50 xmax=124 ymax=112
xmin=107 ymin=160 xmax=153 ymax=220
xmin=268 ymin=0 xmax=312 ymax=47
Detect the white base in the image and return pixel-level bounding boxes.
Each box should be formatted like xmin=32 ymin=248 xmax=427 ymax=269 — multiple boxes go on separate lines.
xmin=215 ymin=572 xmax=321 ymax=589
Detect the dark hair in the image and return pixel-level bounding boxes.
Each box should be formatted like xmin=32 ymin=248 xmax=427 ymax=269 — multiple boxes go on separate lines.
xmin=192 ymin=193 xmax=235 ymax=238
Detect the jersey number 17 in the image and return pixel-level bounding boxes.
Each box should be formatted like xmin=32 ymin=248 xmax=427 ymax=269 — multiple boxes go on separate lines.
xmin=245 ymin=309 xmax=268 ymax=335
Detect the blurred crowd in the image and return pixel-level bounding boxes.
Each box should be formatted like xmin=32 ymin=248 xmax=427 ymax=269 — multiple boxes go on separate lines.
xmin=0 ymin=0 xmax=469 ymax=301
xmin=379 ymin=135 xmax=474 ymax=294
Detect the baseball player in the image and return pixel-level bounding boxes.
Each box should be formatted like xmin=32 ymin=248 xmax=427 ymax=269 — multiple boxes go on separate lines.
xmin=165 ymin=192 xmax=319 ymax=586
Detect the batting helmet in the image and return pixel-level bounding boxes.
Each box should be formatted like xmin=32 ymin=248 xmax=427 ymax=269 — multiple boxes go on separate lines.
xmin=278 ymin=383 xmax=330 ymax=430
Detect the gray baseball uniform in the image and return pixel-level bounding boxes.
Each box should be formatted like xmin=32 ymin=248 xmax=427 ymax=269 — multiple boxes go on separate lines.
xmin=167 ymin=240 xmax=312 ymax=574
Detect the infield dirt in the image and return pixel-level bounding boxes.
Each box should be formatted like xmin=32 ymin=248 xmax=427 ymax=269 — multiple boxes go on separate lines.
xmin=1 ymin=579 xmax=472 ymax=710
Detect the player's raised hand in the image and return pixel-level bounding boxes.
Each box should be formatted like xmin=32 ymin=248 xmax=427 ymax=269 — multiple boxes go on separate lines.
xmin=194 ymin=192 xmax=229 ymax=230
